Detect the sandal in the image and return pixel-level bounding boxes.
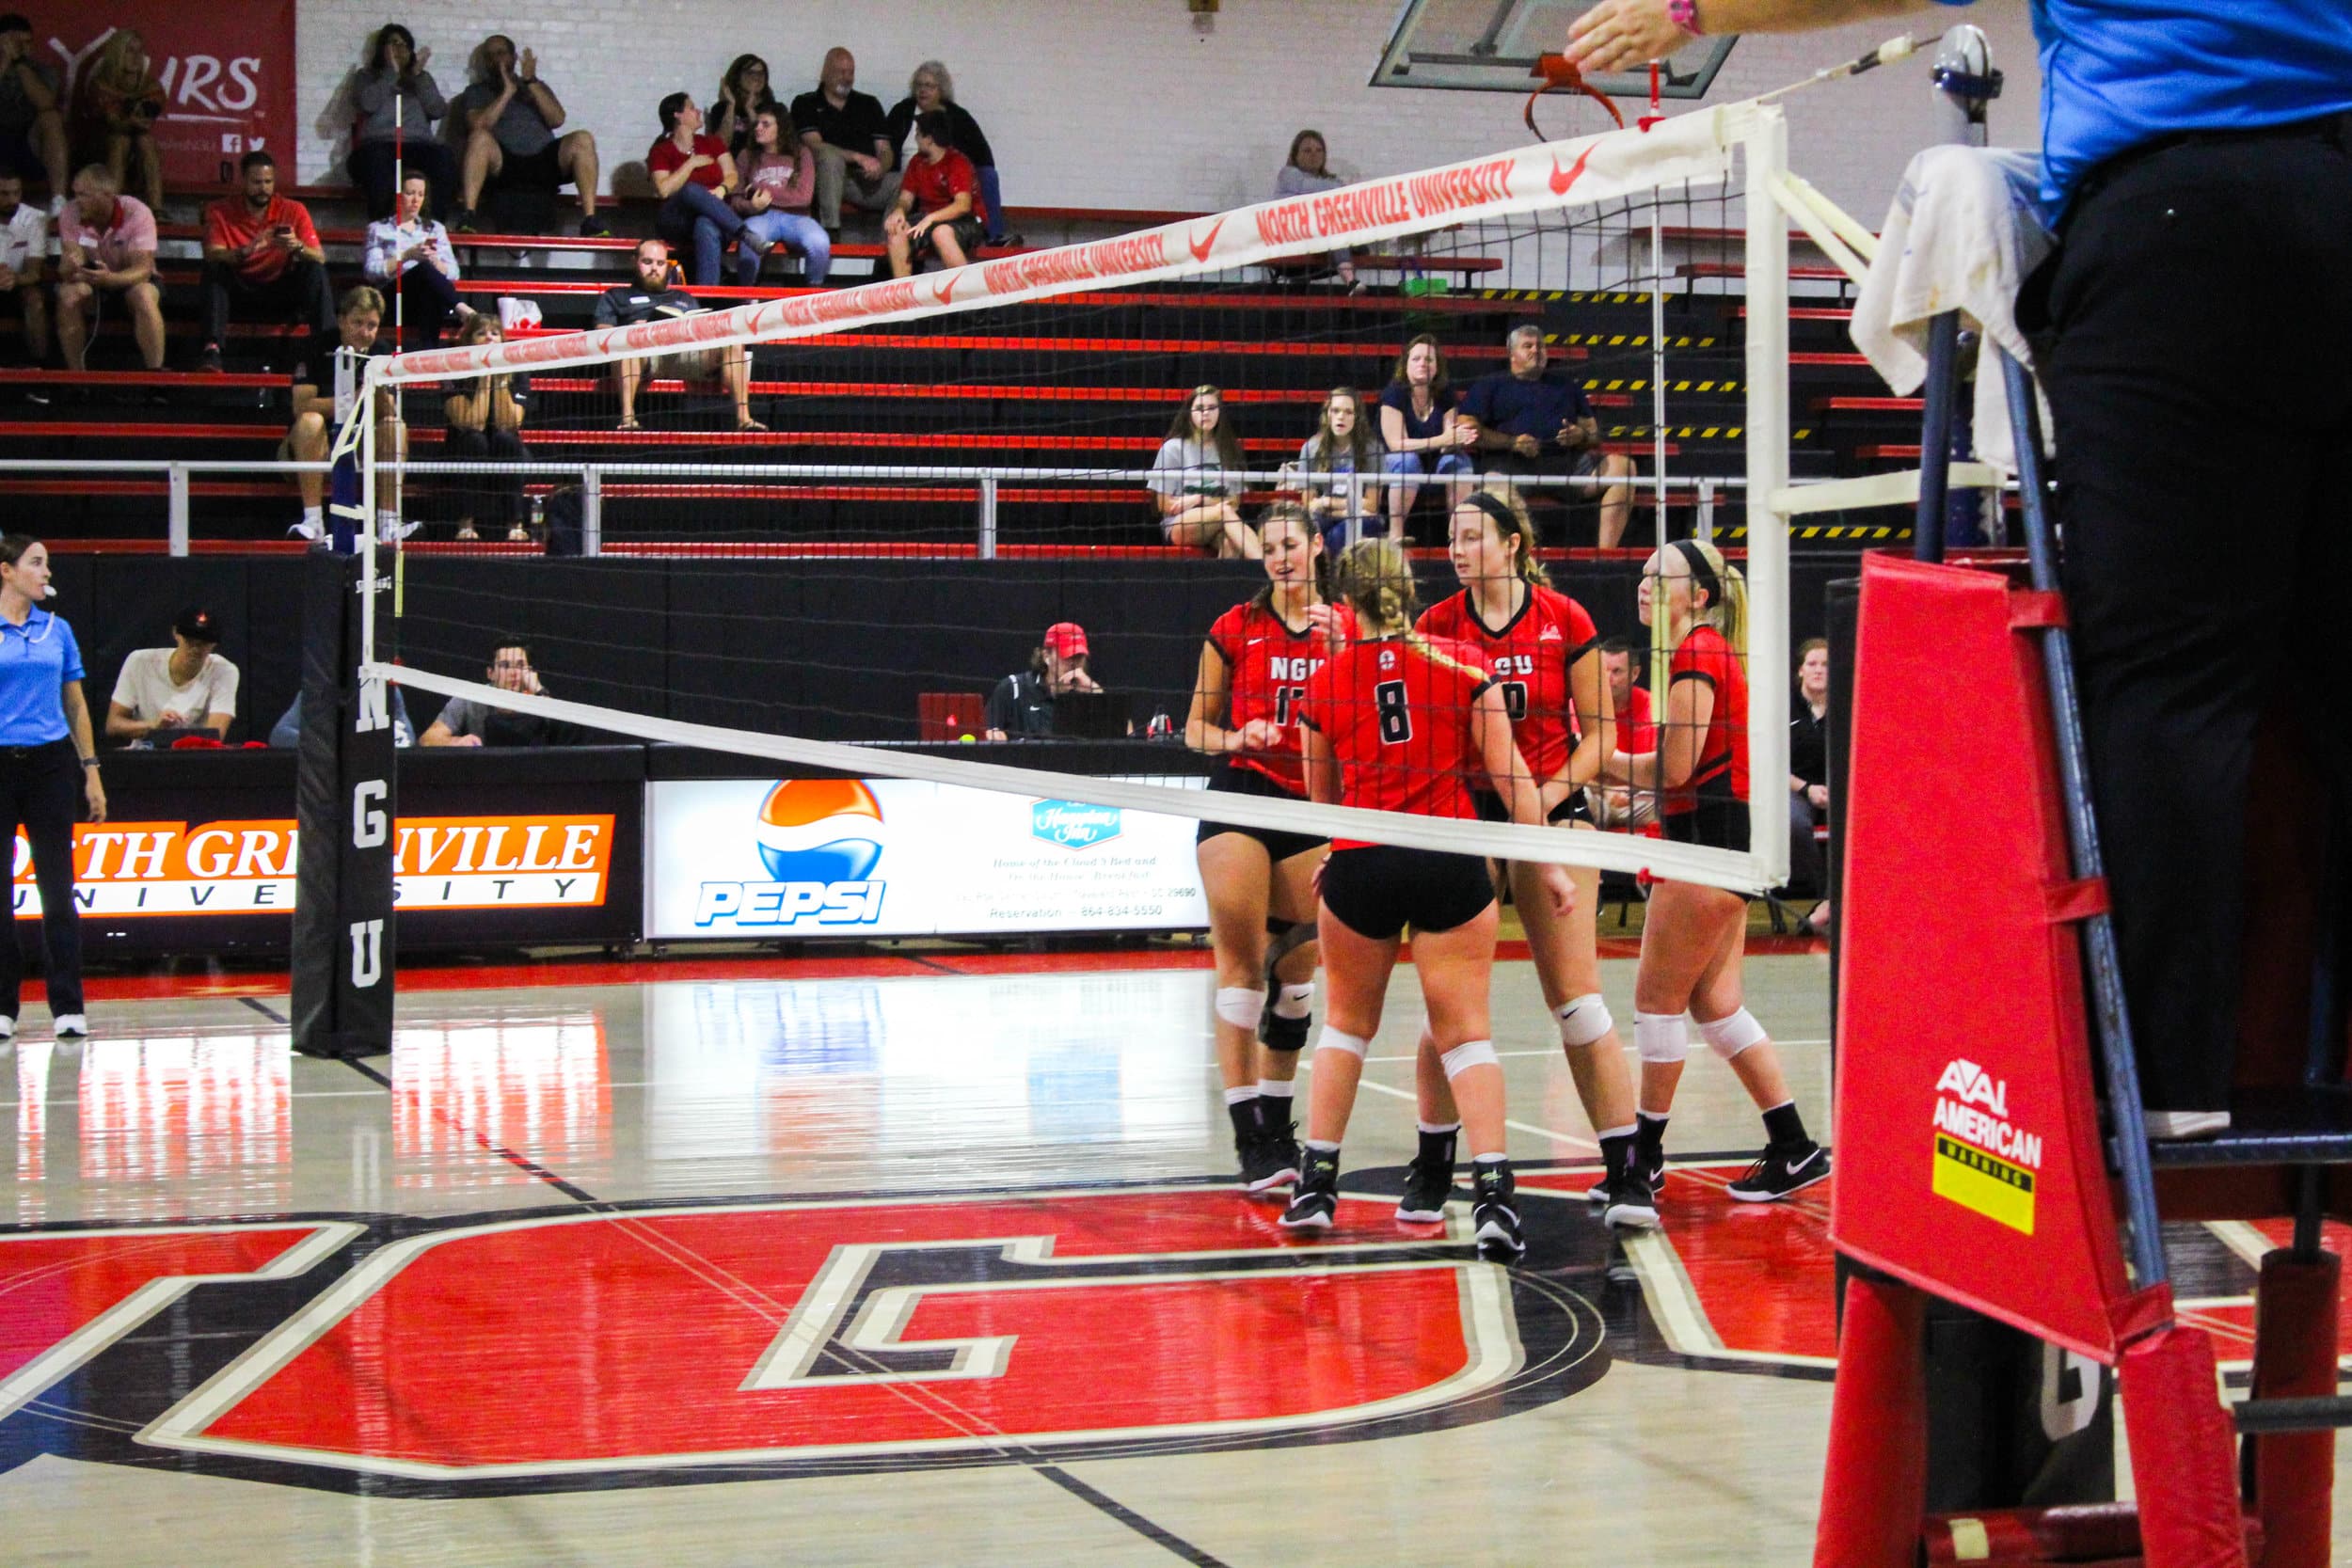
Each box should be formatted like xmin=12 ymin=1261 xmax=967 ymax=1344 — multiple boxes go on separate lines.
xmin=454 ymin=523 xmax=480 ymax=541
xmin=735 ymin=418 xmax=770 ymax=433
xmin=616 ymin=416 xmax=642 ymax=432
xmin=506 ymin=524 xmax=531 ymax=543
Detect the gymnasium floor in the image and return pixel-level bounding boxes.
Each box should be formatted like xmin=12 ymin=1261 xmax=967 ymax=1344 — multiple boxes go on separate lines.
xmin=2 ymin=943 xmax=2344 ymax=1565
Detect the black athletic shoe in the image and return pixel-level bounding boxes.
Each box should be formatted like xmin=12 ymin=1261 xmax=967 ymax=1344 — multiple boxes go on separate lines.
xmin=1470 ymin=1163 xmax=1523 ymax=1261
xmin=1395 ymin=1152 xmax=1456 ymax=1223
xmin=1726 ymin=1141 xmax=1830 ymax=1202
xmin=1597 ymin=1167 xmax=1661 ymax=1230
xmin=1279 ymin=1148 xmax=1341 ymax=1228
xmin=578 ymin=213 xmax=612 ymax=238
xmin=452 ymin=207 xmax=479 ymax=234
xmin=1588 ymin=1150 xmax=1666 ymax=1202
xmin=1239 ymin=1124 xmax=1300 ymax=1195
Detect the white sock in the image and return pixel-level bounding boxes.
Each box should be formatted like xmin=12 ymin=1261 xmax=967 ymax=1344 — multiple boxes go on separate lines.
xmin=1417 ymin=1120 xmax=1461 ymax=1136
xmin=1222 ymin=1085 xmax=1256 ymax=1107
xmin=1257 ymin=1079 xmax=1295 ymax=1101
xmin=1305 ymin=1138 xmax=1341 ymax=1153
xmin=302 ymin=505 xmax=323 ymax=529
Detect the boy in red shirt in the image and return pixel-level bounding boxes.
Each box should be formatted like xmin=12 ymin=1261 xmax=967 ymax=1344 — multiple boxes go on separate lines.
xmin=198 ymin=150 xmax=333 ymax=372
xmin=883 ymin=110 xmax=984 ymax=277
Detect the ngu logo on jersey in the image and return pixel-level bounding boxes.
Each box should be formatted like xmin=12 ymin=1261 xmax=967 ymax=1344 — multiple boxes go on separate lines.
xmin=693 ymin=780 xmax=888 ymax=927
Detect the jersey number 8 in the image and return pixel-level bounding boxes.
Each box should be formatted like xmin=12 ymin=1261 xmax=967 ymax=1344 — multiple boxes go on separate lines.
xmin=1375 ymin=679 xmax=1412 ymax=744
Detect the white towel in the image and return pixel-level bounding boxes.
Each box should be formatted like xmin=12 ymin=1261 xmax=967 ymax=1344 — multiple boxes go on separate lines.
xmin=1851 ymin=146 xmax=2053 ymax=479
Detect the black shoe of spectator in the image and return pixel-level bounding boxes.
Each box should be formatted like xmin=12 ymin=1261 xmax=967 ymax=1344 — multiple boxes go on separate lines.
xmin=579 ymin=213 xmax=612 ymax=238
xmin=987 ymin=231 xmax=1025 ymax=248
xmin=196 ymin=344 xmax=224 ymax=374
xmin=453 ymin=207 xmax=479 ymax=234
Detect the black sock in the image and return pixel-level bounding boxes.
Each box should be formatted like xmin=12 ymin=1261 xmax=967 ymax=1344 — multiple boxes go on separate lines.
xmin=1471 ymin=1152 xmax=1512 ymax=1192
xmin=1228 ymin=1095 xmax=1262 ymax=1141
xmin=1417 ymin=1125 xmax=1458 ymax=1170
xmin=1762 ymin=1101 xmax=1808 ymax=1148
xmin=1635 ymin=1110 xmax=1669 ymax=1164
xmin=1599 ymin=1130 xmax=1636 ymax=1181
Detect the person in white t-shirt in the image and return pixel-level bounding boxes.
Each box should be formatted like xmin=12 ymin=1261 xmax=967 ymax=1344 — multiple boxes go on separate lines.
xmin=0 ymin=165 xmax=49 ymax=363
xmin=105 ymin=607 xmax=239 ymax=744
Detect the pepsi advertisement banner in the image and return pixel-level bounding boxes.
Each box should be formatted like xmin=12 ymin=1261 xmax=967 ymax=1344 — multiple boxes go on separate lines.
xmin=644 ymin=778 xmax=1211 ymax=940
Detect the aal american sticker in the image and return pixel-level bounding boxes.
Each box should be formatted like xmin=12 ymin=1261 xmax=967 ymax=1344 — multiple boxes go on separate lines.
xmin=1930 ymin=1057 xmax=2042 ymax=1236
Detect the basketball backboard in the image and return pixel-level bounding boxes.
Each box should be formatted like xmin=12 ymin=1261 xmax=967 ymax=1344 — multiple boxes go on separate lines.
xmin=1372 ymin=0 xmax=1737 ymax=100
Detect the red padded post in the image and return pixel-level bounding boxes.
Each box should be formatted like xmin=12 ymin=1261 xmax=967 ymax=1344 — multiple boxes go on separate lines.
xmin=2119 ymin=1321 xmax=2249 ymax=1568
xmin=1814 ymin=1273 xmax=1928 ymax=1568
xmin=2247 ymin=1247 xmax=2341 ymax=1568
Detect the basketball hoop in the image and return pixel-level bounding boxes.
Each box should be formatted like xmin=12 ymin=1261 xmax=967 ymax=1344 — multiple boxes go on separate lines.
xmin=1526 ymin=54 xmax=1625 ymax=139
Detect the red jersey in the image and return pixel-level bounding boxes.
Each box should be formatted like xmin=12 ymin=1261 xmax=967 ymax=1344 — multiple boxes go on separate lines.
xmin=903 ymin=148 xmax=986 ymax=226
xmin=1205 ymin=598 xmax=1352 ymax=794
xmin=203 ymin=195 xmax=321 ymax=284
xmin=1615 ymin=681 xmax=1655 ymax=754
xmin=1665 ymin=624 xmax=1748 ymax=814
xmin=648 ymin=134 xmax=730 ymax=190
xmin=1298 ymin=635 xmax=1493 ymax=846
xmin=1416 ymin=583 xmax=1599 ymax=781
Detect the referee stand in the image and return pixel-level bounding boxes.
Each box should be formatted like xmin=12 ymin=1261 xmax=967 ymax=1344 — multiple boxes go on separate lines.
xmin=1812 ymin=317 xmax=2351 ymax=1566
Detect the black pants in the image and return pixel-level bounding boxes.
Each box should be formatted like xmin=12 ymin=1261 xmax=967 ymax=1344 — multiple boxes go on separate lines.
xmin=442 ymin=423 xmax=527 ymax=526
xmin=347 ymin=138 xmax=459 ymax=220
xmin=0 ymin=739 xmax=85 ymax=1018
xmin=393 ymin=263 xmax=463 ymax=355
xmin=201 ymin=257 xmax=337 ymax=351
xmin=2026 ymin=119 xmax=2352 ymax=1112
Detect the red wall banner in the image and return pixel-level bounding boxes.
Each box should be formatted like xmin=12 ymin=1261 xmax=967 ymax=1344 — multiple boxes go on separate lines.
xmin=25 ymin=4 xmax=297 ymax=189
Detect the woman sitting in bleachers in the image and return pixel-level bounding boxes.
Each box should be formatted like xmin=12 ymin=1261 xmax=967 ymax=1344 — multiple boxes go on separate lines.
xmin=70 ymin=27 xmax=162 ymax=214
xmin=1291 ymin=386 xmax=1385 ymax=553
xmin=731 ymin=108 xmax=829 ymax=285
xmin=441 ymin=311 xmax=531 ymax=543
xmin=1378 ymin=334 xmax=1475 ymax=541
xmin=346 ymin=23 xmax=458 ymax=220
xmin=647 ymin=91 xmax=763 ymax=287
xmin=362 ymin=171 xmax=469 ymax=355
xmin=1149 ymin=385 xmax=1258 ymax=561
xmin=709 ymin=54 xmax=778 ymax=163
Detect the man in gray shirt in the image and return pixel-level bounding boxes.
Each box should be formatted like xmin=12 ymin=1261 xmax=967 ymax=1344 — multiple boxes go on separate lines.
xmin=421 ymin=638 xmax=557 ymax=747
xmin=0 ymin=14 xmax=68 ymax=199
xmin=448 ymin=34 xmax=606 ymax=235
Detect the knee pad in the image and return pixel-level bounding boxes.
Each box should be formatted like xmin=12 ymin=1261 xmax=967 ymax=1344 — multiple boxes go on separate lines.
xmin=1272 ymin=982 xmax=1314 ymax=1020
xmin=1634 ymin=1011 xmax=1690 ymax=1065
xmin=1697 ymin=1007 xmax=1769 ymax=1061
xmin=1556 ymin=993 xmax=1613 ymax=1050
xmin=1312 ymin=1026 xmax=1368 ymax=1061
xmin=1439 ymin=1038 xmax=1499 ymax=1078
xmin=1214 ymin=987 xmax=1266 ymax=1030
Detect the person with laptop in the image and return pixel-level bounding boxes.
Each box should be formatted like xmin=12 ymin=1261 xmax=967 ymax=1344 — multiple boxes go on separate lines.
xmin=985 ymin=621 xmax=1111 ymax=741
xmin=105 ymin=607 xmax=238 ymax=745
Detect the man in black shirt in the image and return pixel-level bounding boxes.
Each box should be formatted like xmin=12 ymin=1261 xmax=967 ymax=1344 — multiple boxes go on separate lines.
xmin=788 ymin=47 xmax=898 ymax=232
xmin=985 ymin=622 xmax=1103 ymax=740
xmin=284 ymin=285 xmax=412 ymax=545
xmin=592 ymin=238 xmax=762 ymax=432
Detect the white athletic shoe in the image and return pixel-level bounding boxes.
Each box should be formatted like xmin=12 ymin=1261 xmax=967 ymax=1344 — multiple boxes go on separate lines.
xmin=288 ymin=518 xmax=325 ymax=542
xmin=2145 ymin=1110 xmax=2231 ymax=1141
xmin=53 ymin=1013 xmax=87 ymax=1038
xmin=0 ymin=1015 xmax=14 ymax=1043
xmin=378 ymin=517 xmax=421 ymax=543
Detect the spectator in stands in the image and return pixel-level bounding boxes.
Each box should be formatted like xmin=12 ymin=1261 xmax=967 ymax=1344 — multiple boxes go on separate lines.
xmin=1587 ymin=637 xmax=1659 ymax=831
xmin=790 ymin=47 xmax=895 ymax=234
xmin=451 ymin=34 xmax=606 ymax=236
xmin=0 ymin=165 xmax=49 ymax=363
xmin=270 ymin=685 xmax=413 ymax=748
xmin=363 ymin=171 xmax=469 ymax=355
xmin=1457 ymin=323 xmax=1637 ymax=547
xmin=69 ymin=27 xmax=161 ymax=214
xmin=709 ymin=54 xmax=777 ymax=161
xmin=283 ymin=285 xmax=407 ymax=543
xmin=1151 ymin=385 xmax=1256 ymax=560
xmin=649 ymin=91 xmax=763 ymax=288
xmin=985 ymin=622 xmax=1104 ymax=741
xmin=53 ymin=163 xmax=160 ymax=372
xmin=732 ymin=107 xmax=827 ymax=285
xmin=1292 ymin=386 xmax=1384 ymax=552
xmin=883 ymin=112 xmax=982 ymax=278
xmin=441 ymin=311 xmax=530 ymax=542
xmin=346 ymin=23 xmax=457 ymax=220
xmin=197 ymin=150 xmax=332 ymax=374
xmin=1788 ymin=637 xmax=1830 ymax=934
xmin=1271 ymin=130 xmax=1356 ymax=288
xmin=1378 ymin=334 xmax=1475 ymax=541
xmin=0 ymin=15 xmax=68 ymax=202
xmin=595 ymin=238 xmax=763 ymax=432
xmin=421 ymin=638 xmax=552 ymax=746
xmin=104 ymin=607 xmax=238 ymax=745
xmin=887 ymin=61 xmax=1017 ymax=248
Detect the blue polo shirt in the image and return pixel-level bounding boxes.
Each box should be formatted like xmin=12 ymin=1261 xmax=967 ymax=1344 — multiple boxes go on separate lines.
xmin=1940 ymin=0 xmax=2352 ymax=218
xmin=1460 ymin=369 xmax=1594 ymax=442
xmin=0 ymin=607 xmax=84 ymax=746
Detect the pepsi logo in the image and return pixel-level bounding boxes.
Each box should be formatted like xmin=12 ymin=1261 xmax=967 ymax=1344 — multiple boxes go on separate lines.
xmin=755 ymin=780 xmax=883 ymax=883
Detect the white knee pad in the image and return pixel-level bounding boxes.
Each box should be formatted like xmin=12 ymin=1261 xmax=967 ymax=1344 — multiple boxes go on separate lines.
xmin=1214 ymin=987 xmax=1266 ymax=1030
xmin=1313 ymin=1026 xmax=1369 ymax=1061
xmin=1439 ymin=1039 xmax=1499 ymax=1078
xmin=1697 ymin=1007 xmax=1769 ymax=1061
xmin=1634 ymin=1011 xmax=1690 ymax=1065
xmin=1556 ymin=993 xmax=1613 ymax=1049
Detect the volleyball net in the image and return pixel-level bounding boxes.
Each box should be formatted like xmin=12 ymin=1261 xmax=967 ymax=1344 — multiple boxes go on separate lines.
xmin=340 ymin=100 xmax=1795 ymax=896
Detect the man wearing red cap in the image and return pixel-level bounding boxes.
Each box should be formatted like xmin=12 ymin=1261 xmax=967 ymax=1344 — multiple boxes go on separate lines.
xmin=105 ymin=607 xmax=239 ymax=744
xmin=984 ymin=621 xmax=1103 ymax=741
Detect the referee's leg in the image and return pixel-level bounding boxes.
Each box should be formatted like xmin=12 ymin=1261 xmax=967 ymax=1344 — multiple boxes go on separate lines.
xmin=2040 ymin=129 xmax=2352 ymax=1117
xmin=23 ymin=741 xmax=84 ymax=1019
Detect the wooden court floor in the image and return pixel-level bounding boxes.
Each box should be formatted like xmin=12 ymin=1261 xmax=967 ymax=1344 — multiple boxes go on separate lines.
xmin=2 ymin=952 xmax=2346 ymax=1566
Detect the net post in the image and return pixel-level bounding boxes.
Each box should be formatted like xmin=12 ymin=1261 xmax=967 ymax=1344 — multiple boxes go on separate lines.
xmin=167 ymin=464 xmax=189 ymax=556
xmin=581 ymin=466 xmax=603 ymax=556
xmin=977 ymin=474 xmax=998 ymax=560
xmin=358 ymin=362 xmax=379 ymax=670
xmin=1743 ymin=106 xmax=1792 ymax=891
xmin=1696 ymin=478 xmax=1716 ymax=541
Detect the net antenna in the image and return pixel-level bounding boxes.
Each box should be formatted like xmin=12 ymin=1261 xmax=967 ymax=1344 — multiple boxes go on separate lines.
xmin=353 ymin=100 xmax=1797 ymax=895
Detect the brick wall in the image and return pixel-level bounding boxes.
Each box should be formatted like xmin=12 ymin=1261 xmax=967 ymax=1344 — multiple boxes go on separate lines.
xmin=295 ymin=0 xmax=2042 ymax=222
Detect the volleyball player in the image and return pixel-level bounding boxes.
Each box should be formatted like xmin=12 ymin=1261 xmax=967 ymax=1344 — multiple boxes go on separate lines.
xmin=1283 ymin=539 xmax=1571 ymax=1260
xmin=1185 ymin=503 xmax=1347 ymax=1193
xmin=1610 ymin=539 xmax=1827 ymax=1202
xmin=1417 ymin=489 xmax=1654 ymax=1229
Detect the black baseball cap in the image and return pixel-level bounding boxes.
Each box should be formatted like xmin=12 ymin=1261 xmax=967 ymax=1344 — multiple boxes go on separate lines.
xmin=175 ymin=608 xmax=221 ymax=642
xmin=0 ymin=16 xmax=31 ymax=36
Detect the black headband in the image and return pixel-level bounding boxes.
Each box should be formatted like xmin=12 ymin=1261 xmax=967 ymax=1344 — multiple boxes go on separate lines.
xmin=1463 ymin=490 xmax=1519 ymax=532
xmin=1672 ymin=538 xmax=1722 ymax=609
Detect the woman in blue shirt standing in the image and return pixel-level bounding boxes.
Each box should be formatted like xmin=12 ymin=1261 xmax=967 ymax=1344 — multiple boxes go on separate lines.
xmin=0 ymin=535 xmax=104 ymax=1042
